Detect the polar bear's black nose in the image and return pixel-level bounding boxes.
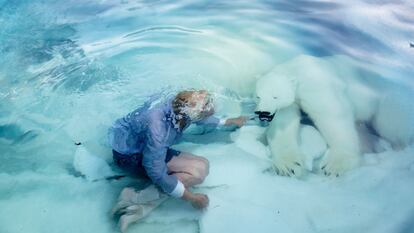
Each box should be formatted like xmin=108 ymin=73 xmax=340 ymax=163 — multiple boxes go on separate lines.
xmin=255 ymin=111 xmax=270 ymax=115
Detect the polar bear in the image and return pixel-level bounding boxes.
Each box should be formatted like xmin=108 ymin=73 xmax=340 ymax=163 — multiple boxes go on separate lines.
xmin=254 ymin=55 xmax=414 ymax=177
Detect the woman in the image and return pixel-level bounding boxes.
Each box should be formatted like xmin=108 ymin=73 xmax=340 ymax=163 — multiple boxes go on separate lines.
xmin=108 ymin=90 xmax=246 ymax=231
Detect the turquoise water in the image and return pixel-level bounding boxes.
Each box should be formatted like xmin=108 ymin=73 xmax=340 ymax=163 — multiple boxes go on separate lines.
xmin=1 ymin=1 xmax=414 ymax=233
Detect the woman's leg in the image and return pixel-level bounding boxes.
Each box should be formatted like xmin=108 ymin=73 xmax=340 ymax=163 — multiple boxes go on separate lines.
xmin=167 ymin=152 xmax=209 ymax=187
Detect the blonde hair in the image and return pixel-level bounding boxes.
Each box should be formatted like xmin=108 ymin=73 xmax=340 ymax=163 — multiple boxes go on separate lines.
xmin=172 ymin=89 xmax=214 ymax=124
xmin=172 ymin=90 xmax=195 ymax=115
xmin=172 ymin=90 xmax=209 ymax=113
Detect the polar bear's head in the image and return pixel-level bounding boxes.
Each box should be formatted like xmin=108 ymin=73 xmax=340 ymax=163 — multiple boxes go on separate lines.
xmin=254 ymin=75 xmax=296 ymax=122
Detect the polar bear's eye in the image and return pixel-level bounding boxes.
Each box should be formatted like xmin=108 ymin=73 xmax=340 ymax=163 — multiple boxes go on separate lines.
xmin=273 ymin=97 xmax=278 ymax=99
xmin=256 ymin=96 xmax=260 ymax=99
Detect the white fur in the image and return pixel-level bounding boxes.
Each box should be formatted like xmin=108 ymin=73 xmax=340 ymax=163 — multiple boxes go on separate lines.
xmin=255 ymin=55 xmax=414 ymax=177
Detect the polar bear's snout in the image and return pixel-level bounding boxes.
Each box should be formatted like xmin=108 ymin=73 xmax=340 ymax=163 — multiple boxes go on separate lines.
xmin=254 ymin=111 xmax=275 ymax=122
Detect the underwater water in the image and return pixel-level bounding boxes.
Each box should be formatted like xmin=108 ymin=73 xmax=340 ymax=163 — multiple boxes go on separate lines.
xmin=1 ymin=0 xmax=414 ymax=233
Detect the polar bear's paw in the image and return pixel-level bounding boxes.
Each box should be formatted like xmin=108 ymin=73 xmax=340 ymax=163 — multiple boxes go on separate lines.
xmin=269 ymin=152 xmax=305 ymax=177
xmin=320 ymin=150 xmax=360 ymax=177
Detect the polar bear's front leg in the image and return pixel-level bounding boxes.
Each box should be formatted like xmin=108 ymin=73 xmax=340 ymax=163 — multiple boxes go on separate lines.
xmin=266 ymin=104 xmax=305 ymax=177
xmin=303 ymin=93 xmax=361 ymax=176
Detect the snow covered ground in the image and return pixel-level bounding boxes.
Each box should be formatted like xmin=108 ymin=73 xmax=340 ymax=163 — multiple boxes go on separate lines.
xmin=1 ymin=123 xmax=414 ymax=233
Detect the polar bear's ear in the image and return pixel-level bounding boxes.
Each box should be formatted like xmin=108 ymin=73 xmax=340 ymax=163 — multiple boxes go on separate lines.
xmin=286 ymin=75 xmax=298 ymax=87
xmin=279 ymin=74 xmax=298 ymax=92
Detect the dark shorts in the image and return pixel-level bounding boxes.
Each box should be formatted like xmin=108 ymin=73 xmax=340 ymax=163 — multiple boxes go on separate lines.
xmin=112 ymin=148 xmax=181 ymax=177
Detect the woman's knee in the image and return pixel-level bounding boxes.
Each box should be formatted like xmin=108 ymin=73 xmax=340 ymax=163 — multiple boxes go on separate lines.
xmin=176 ymin=153 xmax=209 ymax=185
xmin=194 ymin=157 xmax=209 ymax=182
xmin=199 ymin=157 xmax=209 ymax=177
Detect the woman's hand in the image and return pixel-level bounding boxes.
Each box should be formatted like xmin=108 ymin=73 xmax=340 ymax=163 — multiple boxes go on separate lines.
xmin=182 ymin=190 xmax=209 ymax=209
xmin=225 ymin=116 xmax=248 ymax=127
xmin=190 ymin=193 xmax=209 ymax=209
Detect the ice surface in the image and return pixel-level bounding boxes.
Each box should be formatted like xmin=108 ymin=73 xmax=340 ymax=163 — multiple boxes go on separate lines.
xmin=2 ymin=131 xmax=414 ymax=233
xmin=177 ymin=129 xmax=414 ymax=233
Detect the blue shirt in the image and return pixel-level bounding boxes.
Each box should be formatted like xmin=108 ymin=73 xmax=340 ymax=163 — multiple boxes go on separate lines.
xmin=108 ymin=97 xmax=220 ymax=194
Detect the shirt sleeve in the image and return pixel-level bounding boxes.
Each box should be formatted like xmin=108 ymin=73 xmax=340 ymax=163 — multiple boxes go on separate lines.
xmin=142 ymin=113 xmax=185 ymax=198
xmin=195 ymin=116 xmax=224 ymax=127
